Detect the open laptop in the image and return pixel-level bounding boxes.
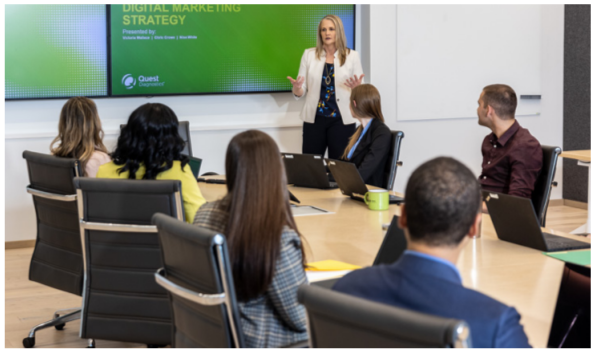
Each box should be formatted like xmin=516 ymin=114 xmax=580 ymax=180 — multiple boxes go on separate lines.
xmin=282 ymin=153 xmax=338 ymax=189
xmin=187 ymin=156 xmax=203 ymax=179
xmin=313 ymin=215 xmax=407 ymax=289
xmin=483 ymin=191 xmax=591 ymax=252
xmin=325 ymin=158 xmax=404 ymax=204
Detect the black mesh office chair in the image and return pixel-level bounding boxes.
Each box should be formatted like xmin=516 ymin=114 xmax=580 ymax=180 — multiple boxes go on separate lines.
xmin=532 ymin=145 xmax=561 ymax=227
xmin=21 ymin=151 xmax=86 ymax=348
xmin=298 ymin=284 xmax=471 ymax=348
xmin=120 ymin=120 xmax=193 ymax=157
xmin=152 ymin=213 xmax=245 ymax=347
xmin=74 ymin=178 xmax=185 ymax=348
xmin=383 ymin=130 xmax=404 ymax=191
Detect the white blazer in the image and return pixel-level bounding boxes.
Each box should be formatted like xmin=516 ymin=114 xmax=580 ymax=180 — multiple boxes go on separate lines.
xmin=293 ymin=48 xmax=364 ymax=125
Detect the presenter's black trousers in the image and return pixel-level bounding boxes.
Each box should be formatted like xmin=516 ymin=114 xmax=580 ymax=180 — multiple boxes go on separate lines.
xmin=302 ymin=115 xmax=356 ymax=160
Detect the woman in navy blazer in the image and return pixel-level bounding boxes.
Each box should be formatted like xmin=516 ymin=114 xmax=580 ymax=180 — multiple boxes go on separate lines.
xmin=341 ymin=84 xmax=392 ymax=188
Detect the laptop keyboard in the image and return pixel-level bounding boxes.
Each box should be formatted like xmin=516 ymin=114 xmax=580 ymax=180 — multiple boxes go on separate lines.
xmin=389 ymin=195 xmax=404 ymax=204
xmin=542 ymin=232 xmax=591 ymax=252
xmin=351 ymin=194 xmax=405 ymax=204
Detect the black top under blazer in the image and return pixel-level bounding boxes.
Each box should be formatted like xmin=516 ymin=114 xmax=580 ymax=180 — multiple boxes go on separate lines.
xmin=347 ymin=119 xmax=392 ymax=188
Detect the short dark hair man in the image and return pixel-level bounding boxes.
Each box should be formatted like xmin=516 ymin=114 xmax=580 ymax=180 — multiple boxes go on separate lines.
xmin=477 ymin=84 xmax=542 ymax=198
xmin=333 ymin=157 xmax=531 ymax=348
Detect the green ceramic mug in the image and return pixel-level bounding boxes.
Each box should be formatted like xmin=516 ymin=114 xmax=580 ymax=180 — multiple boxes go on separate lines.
xmin=364 ymin=189 xmax=389 ymax=211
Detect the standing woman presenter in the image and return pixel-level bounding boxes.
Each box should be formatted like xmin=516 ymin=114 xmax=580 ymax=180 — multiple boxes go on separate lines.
xmin=288 ymin=14 xmax=364 ymax=159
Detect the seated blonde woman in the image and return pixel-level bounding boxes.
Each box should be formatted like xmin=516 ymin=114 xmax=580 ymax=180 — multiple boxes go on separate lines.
xmin=51 ymin=96 xmax=110 ymax=177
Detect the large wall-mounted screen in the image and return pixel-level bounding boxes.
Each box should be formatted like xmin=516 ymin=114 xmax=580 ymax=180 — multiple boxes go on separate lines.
xmin=110 ymin=4 xmax=355 ymax=96
xmin=5 ymin=5 xmax=108 ymax=100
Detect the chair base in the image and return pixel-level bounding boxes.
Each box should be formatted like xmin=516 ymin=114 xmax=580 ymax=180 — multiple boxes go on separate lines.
xmin=22 ymin=308 xmax=82 ymax=348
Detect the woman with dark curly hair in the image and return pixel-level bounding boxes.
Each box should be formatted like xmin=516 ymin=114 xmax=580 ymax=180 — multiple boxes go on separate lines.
xmin=97 ymin=103 xmax=206 ymax=222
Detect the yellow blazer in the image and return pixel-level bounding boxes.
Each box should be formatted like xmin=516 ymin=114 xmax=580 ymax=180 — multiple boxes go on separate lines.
xmin=97 ymin=160 xmax=206 ymax=223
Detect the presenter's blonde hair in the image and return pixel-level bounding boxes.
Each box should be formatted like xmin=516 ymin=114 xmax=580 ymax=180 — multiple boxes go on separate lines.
xmin=51 ymin=97 xmax=108 ymax=176
xmin=316 ymin=14 xmax=350 ymax=66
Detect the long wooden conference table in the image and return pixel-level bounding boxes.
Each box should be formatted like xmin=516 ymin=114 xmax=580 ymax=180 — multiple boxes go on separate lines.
xmin=199 ymin=179 xmax=590 ymax=348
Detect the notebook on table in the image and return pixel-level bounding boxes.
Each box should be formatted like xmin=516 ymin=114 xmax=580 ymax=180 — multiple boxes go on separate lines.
xmin=282 ymin=153 xmax=338 ymax=189
xmin=325 ymin=158 xmax=404 ymax=204
xmin=483 ymin=191 xmax=591 ymax=252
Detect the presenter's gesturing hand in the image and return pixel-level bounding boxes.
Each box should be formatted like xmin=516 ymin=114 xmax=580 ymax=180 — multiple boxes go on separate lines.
xmin=287 ymin=76 xmax=305 ymax=97
xmin=344 ymin=74 xmax=365 ymax=89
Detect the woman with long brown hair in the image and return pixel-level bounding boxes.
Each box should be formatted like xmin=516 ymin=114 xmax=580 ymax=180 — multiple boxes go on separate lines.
xmin=287 ymin=14 xmax=364 ymax=159
xmin=193 ymin=130 xmax=307 ymax=348
xmin=50 ymin=96 xmax=110 ymax=177
xmin=341 ymin=84 xmax=392 ymax=188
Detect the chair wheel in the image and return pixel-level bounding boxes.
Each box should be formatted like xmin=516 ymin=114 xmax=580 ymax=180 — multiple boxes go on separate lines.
xmin=23 ymin=337 xmax=35 ymax=348
xmin=55 ymin=323 xmax=65 ymax=330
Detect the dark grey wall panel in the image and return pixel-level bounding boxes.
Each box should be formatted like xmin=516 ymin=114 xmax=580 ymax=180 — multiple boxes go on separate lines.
xmin=563 ymin=5 xmax=590 ymax=203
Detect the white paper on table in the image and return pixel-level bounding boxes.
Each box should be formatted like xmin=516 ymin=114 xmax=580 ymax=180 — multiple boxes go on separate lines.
xmin=306 ymin=270 xmax=352 ymax=283
xmin=291 ymin=205 xmax=333 ymax=217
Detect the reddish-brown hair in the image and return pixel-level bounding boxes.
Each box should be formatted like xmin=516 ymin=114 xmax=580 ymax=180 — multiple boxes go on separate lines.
xmin=342 ymin=84 xmax=385 ymax=159
xmin=224 ymin=130 xmax=305 ymax=301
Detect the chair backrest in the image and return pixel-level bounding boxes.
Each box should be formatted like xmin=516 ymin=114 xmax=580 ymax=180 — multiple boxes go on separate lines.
xmin=532 ymin=145 xmax=561 ymax=227
xmin=383 ymin=130 xmax=405 ymax=190
xmin=152 ymin=213 xmax=245 ymax=348
xmin=120 ymin=120 xmax=193 ymax=157
xmin=74 ymin=178 xmax=185 ymax=346
xmin=298 ymin=284 xmax=471 ymax=348
xmin=22 ymin=150 xmax=83 ymax=296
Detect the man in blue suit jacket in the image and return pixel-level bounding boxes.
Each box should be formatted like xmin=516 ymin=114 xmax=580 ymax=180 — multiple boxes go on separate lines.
xmin=333 ymin=157 xmax=531 ymax=348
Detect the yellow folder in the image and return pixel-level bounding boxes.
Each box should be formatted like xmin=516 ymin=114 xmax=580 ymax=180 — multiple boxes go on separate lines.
xmin=305 ymin=260 xmax=361 ymax=271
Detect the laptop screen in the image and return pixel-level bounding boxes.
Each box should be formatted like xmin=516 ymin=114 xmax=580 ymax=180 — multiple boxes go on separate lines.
xmin=373 ymin=215 xmax=407 ymax=266
xmin=188 ymin=157 xmax=202 ymax=179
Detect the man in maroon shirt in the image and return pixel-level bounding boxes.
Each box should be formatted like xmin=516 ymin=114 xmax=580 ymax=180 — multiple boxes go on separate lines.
xmin=477 ymin=84 xmax=542 ymax=199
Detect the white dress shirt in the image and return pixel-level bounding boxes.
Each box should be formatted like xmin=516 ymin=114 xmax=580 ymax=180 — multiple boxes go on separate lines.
xmin=293 ymin=48 xmax=364 ymax=125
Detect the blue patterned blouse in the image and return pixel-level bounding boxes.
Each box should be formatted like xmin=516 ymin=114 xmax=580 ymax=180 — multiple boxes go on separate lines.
xmin=317 ymin=63 xmax=341 ymax=118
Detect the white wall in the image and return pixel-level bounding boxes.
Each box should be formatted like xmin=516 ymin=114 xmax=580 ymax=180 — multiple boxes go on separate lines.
xmin=370 ymin=5 xmax=565 ymax=197
xmin=5 ymin=5 xmax=565 ymax=243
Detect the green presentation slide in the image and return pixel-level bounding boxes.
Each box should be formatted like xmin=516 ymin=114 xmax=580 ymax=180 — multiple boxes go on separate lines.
xmin=110 ymin=4 xmax=354 ymax=96
xmin=5 ymin=5 xmax=108 ymax=99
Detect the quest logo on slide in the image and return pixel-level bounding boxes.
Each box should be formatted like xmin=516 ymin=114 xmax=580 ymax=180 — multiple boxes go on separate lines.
xmin=121 ymin=74 xmax=136 ymax=89
xmin=121 ymin=74 xmax=166 ymax=89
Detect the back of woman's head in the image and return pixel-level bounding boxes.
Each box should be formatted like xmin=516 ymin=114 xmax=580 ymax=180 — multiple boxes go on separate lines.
xmin=51 ymin=96 xmax=107 ymax=176
xmin=342 ymin=84 xmax=385 ymax=159
xmin=112 ymin=103 xmax=187 ymax=179
xmin=224 ymin=130 xmax=305 ymax=301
